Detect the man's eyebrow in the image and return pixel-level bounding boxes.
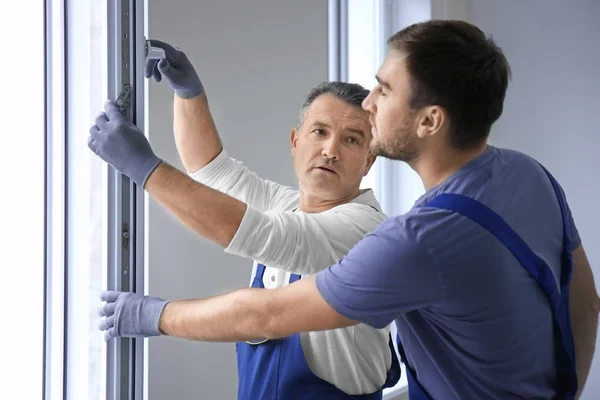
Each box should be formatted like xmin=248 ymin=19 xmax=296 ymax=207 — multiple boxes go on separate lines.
xmin=346 ymin=127 xmax=366 ymax=138
xmin=311 ymin=121 xmax=332 ymax=129
xmin=375 ymin=75 xmax=391 ymax=90
xmin=312 ymin=121 xmax=367 ymax=138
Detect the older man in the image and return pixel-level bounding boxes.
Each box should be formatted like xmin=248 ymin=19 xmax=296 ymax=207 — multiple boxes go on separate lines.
xmin=89 ymin=40 xmax=400 ymax=399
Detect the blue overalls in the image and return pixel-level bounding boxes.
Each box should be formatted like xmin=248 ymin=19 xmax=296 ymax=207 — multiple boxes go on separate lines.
xmin=396 ymin=167 xmax=578 ymax=400
xmin=236 ymin=264 xmax=402 ymax=400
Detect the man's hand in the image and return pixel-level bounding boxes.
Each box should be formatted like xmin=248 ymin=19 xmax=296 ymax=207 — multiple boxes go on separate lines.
xmin=145 ymin=39 xmax=204 ymax=99
xmin=88 ymin=100 xmax=162 ymax=187
xmin=97 ymin=290 xmax=169 ymax=341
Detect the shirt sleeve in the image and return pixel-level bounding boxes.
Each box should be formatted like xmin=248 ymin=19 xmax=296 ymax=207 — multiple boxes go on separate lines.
xmin=225 ymin=203 xmax=387 ymax=275
xmin=315 ymin=216 xmax=443 ymax=329
xmin=188 ymin=149 xmax=298 ymax=212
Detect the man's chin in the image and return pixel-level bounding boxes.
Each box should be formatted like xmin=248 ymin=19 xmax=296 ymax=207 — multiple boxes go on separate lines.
xmin=307 ymin=181 xmax=343 ymax=195
xmin=369 ymin=141 xmax=383 ymax=156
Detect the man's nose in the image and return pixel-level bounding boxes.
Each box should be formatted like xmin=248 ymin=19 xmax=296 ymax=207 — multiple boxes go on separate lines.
xmin=362 ymin=89 xmax=376 ymax=113
xmin=322 ymin=137 xmax=341 ymax=160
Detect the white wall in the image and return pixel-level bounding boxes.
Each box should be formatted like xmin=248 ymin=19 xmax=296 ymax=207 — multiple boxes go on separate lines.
xmin=467 ymin=0 xmax=600 ymax=398
xmin=145 ymin=1 xmax=328 ymax=398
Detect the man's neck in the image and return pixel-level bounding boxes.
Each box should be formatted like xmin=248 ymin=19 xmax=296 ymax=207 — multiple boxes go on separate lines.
xmin=298 ymin=189 xmax=362 ymax=213
xmin=412 ymin=143 xmax=489 ymax=191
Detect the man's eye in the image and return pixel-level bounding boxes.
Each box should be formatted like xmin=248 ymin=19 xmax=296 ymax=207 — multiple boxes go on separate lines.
xmin=313 ymin=129 xmax=326 ymax=135
xmin=347 ymin=137 xmax=359 ymax=145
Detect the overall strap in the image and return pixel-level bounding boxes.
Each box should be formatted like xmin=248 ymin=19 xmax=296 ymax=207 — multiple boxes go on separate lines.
xmin=427 ymin=194 xmax=559 ymax=299
xmin=426 ymin=187 xmax=578 ymax=399
xmin=255 ymin=263 xmax=267 ymax=280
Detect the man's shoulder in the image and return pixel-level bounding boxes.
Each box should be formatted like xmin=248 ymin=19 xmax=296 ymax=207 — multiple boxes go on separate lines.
xmin=412 ymin=146 xmax=548 ymax=208
xmin=296 ymin=191 xmax=389 ymax=250
xmin=330 ymin=189 xmax=386 ymax=216
xmin=376 ymin=205 xmax=474 ymax=261
xmin=383 ymin=207 xmax=446 ymax=236
xmin=393 ymin=145 xmax=559 ymax=259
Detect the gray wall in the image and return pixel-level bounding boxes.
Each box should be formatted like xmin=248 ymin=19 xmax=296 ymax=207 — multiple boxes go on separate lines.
xmin=468 ymin=0 xmax=600 ymax=398
xmin=145 ymin=1 xmax=328 ymax=398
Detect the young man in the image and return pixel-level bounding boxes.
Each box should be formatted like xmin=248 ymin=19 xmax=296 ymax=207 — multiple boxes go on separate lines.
xmin=93 ymin=21 xmax=599 ymax=400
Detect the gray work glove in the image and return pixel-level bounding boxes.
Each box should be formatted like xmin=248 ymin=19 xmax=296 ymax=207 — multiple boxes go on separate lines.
xmin=98 ymin=290 xmax=169 ymax=341
xmin=88 ymin=100 xmax=162 ymax=187
xmin=145 ymin=39 xmax=204 ymax=99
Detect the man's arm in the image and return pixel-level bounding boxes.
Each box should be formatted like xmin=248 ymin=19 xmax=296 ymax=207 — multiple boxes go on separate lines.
xmin=145 ymin=162 xmax=245 ymax=248
xmin=146 ymin=161 xmax=385 ymax=274
xmin=145 ymin=40 xmax=220 ymax=173
xmin=88 ymin=102 xmax=375 ymax=272
xmin=187 ymin=148 xmax=298 ymax=213
xmin=569 ymin=245 xmax=600 ymax=398
xmin=155 ymin=218 xmax=431 ymax=340
xmin=147 ymin=40 xmax=298 ymax=212
xmin=173 ymin=93 xmax=222 ymax=173
xmin=98 ymin=217 xmax=432 ymax=342
xmin=158 ymin=276 xmax=356 ymax=342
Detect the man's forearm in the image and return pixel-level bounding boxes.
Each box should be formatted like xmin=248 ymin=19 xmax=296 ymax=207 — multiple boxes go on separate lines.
xmin=158 ymin=289 xmax=272 ymax=342
xmin=157 ymin=276 xmax=356 ymax=342
xmin=145 ymin=162 xmax=246 ymax=247
xmin=174 ymin=93 xmax=223 ymax=173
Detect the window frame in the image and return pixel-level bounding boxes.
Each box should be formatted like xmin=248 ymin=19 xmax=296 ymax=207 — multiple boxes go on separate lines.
xmin=44 ymin=1 xmax=147 ymax=399
xmin=44 ymin=0 xmax=66 ymax=397
xmin=105 ymin=0 xmax=147 ymax=398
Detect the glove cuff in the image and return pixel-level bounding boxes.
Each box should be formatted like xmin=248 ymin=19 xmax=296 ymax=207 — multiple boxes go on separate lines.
xmin=175 ymin=79 xmax=204 ymax=99
xmin=143 ymin=297 xmax=169 ymax=337
xmin=137 ymin=156 xmax=163 ymax=188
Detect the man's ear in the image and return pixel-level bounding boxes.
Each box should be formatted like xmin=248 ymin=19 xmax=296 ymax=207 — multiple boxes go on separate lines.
xmin=364 ymin=152 xmax=377 ymax=176
xmin=416 ymin=105 xmax=445 ymax=139
xmin=290 ymin=127 xmax=299 ymax=157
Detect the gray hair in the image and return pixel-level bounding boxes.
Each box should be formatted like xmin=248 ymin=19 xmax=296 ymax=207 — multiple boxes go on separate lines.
xmin=297 ymin=81 xmax=370 ymax=127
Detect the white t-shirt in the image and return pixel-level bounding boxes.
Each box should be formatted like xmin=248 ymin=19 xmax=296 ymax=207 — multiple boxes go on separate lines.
xmin=189 ymin=150 xmax=392 ymax=395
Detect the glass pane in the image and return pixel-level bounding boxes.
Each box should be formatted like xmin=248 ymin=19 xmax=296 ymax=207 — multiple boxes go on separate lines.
xmin=347 ymin=0 xmax=378 ymax=89
xmin=347 ymin=0 xmax=378 ymax=191
xmin=65 ymin=0 xmax=108 ymax=399
xmin=0 ymin=1 xmax=45 ymax=398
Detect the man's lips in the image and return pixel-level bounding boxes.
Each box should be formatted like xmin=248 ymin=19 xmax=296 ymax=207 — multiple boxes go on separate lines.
xmin=315 ymin=166 xmax=337 ymax=175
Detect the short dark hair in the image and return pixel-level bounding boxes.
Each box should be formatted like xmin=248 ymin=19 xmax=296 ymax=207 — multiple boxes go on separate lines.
xmin=297 ymin=81 xmax=369 ymax=127
xmin=387 ymin=20 xmax=511 ymax=150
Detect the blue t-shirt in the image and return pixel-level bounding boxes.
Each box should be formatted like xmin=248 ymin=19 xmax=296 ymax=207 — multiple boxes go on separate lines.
xmin=316 ymin=146 xmax=581 ymax=399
